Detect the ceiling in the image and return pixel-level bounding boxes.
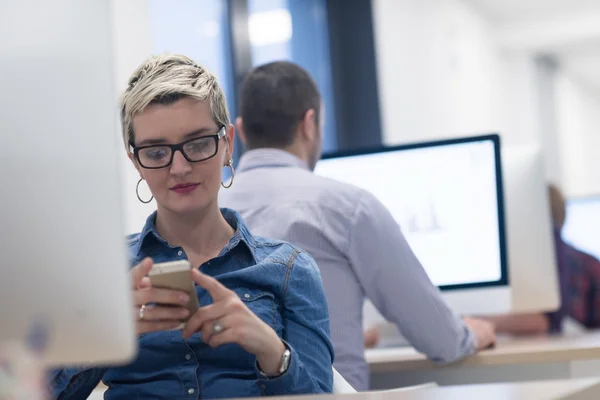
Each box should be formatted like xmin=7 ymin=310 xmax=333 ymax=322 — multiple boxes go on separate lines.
xmin=465 ymin=0 xmax=600 ymax=91
xmin=465 ymin=0 xmax=600 ymax=22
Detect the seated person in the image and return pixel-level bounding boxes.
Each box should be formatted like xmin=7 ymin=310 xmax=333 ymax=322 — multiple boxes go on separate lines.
xmin=548 ymin=185 xmax=600 ymax=329
xmin=49 ymin=54 xmax=334 ymax=399
xmin=471 ymin=184 xmax=600 ymax=335
xmin=219 ymin=61 xmax=496 ymax=391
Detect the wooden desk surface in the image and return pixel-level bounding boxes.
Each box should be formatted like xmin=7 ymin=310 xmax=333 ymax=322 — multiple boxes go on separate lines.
xmin=367 ymin=330 xmax=600 ymax=373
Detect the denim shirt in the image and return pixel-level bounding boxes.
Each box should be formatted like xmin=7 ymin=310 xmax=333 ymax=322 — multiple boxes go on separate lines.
xmin=50 ymin=208 xmax=334 ymax=399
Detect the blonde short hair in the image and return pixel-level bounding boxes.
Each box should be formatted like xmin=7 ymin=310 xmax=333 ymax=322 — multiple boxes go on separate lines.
xmin=120 ymin=54 xmax=230 ymax=148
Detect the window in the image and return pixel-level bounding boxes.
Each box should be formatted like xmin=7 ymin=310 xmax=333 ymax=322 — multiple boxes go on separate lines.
xmin=149 ymin=0 xmax=234 ymax=108
xmin=146 ymin=0 xmax=382 ymax=158
xmin=148 ymin=0 xmax=236 ymax=177
xmin=247 ymin=0 xmax=338 ymax=153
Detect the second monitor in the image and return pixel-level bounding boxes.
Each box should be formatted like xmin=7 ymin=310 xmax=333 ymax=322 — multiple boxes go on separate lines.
xmin=315 ymin=134 xmax=511 ymax=315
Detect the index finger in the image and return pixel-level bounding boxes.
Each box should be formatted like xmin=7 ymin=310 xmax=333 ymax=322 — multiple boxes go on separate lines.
xmin=191 ymin=269 xmax=230 ymax=301
xmin=131 ymin=257 xmax=153 ymax=289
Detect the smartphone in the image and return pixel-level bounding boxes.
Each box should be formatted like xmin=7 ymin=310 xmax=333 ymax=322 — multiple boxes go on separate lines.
xmin=148 ymin=260 xmax=200 ymax=328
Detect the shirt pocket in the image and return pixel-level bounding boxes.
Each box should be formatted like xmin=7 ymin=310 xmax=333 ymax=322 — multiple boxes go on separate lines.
xmin=233 ymin=288 xmax=284 ymax=336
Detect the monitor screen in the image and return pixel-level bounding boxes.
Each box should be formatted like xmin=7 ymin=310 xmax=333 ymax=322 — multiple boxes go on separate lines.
xmin=315 ymin=135 xmax=507 ymax=290
xmin=563 ymin=196 xmax=600 ymax=260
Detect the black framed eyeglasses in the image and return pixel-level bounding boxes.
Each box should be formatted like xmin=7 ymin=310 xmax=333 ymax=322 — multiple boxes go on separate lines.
xmin=130 ymin=127 xmax=226 ymax=169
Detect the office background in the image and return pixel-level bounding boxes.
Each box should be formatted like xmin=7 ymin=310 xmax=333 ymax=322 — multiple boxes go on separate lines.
xmin=111 ymin=0 xmax=600 ymax=234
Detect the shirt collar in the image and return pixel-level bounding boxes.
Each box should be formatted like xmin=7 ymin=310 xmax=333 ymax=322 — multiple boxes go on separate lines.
xmin=132 ymin=208 xmax=258 ymax=262
xmin=237 ymin=148 xmax=309 ymax=173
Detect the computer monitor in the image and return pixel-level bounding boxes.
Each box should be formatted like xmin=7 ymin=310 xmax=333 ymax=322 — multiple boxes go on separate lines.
xmin=563 ymin=196 xmax=600 ymax=261
xmin=0 ymin=2 xmax=136 ymax=366
xmin=315 ymin=134 xmax=510 ymax=315
xmin=501 ymin=146 xmax=560 ymax=313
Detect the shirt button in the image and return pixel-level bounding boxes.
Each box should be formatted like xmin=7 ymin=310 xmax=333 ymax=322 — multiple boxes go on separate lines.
xmin=244 ymin=294 xmax=250 ymax=299
xmin=185 ymin=354 xmax=192 ymax=360
xmin=188 ymin=388 xmax=195 ymax=395
xmin=177 ymin=250 xmax=183 ymax=256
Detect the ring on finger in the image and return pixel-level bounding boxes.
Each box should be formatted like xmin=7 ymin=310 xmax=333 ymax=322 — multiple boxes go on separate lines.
xmin=212 ymin=320 xmax=224 ymax=335
xmin=139 ymin=304 xmax=146 ymax=321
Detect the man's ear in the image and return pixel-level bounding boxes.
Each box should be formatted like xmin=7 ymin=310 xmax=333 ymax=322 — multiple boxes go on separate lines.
xmin=235 ymin=117 xmax=247 ymax=146
xmin=299 ymin=109 xmax=317 ymax=142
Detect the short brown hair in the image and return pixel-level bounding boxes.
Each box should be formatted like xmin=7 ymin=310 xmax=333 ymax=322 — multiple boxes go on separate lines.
xmin=239 ymin=61 xmax=321 ymax=149
xmin=548 ymin=183 xmax=566 ymax=229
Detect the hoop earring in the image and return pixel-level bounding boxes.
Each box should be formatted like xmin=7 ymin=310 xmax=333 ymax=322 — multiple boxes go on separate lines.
xmin=221 ymin=159 xmax=234 ymax=189
xmin=136 ymin=178 xmax=153 ymax=204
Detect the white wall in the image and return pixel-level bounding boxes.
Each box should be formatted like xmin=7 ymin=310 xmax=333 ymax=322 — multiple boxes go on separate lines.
xmin=371 ymin=0 xmax=600 ymax=199
xmin=371 ymin=0 xmax=540 ymax=147
xmin=556 ymin=73 xmax=600 ymax=197
xmin=110 ymin=0 xmax=157 ymax=234
xmin=534 ymin=56 xmax=562 ymax=186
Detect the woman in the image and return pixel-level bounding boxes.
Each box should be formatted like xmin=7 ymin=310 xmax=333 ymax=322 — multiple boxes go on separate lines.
xmin=50 ymin=54 xmax=334 ymax=399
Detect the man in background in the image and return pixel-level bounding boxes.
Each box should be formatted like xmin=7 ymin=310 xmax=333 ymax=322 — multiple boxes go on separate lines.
xmin=549 ymin=185 xmax=600 ymax=329
xmin=455 ymin=184 xmax=600 ymax=335
xmin=219 ymin=61 xmax=495 ymax=391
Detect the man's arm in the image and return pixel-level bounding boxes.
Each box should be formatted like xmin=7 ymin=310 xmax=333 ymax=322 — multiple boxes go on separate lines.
xmin=347 ymin=190 xmax=493 ymax=362
xmin=483 ymin=313 xmax=550 ymax=336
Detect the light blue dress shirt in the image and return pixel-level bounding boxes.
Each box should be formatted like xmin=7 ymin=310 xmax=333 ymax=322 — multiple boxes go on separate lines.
xmin=220 ymin=149 xmax=476 ymax=391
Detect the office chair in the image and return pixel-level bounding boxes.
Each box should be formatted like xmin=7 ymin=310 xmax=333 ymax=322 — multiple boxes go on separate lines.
xmin=332 ymin=368 xmax=438 ymax=395
xmin=332 ymin=368 xmax=357 ymax=393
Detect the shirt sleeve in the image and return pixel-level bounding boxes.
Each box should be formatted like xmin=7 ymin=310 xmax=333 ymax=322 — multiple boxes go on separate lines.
xmin=257 ymin=250 xmax=334 ymax=395
xmin=546 ymin=229 xmax=570 ymax=333
xmin=586 ymin=254 xmax=600 ymax=328
xmin=347 ymin=190 xmax=476 ymax=364
xmin=48 ymin=367 xmax=107 ymax=400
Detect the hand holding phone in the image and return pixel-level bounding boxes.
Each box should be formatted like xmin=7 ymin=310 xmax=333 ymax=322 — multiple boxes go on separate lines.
xmin=131 ymin=258 xmax=199 ymax=334
xmin=148 ymin=260 xmax=200 ymax=323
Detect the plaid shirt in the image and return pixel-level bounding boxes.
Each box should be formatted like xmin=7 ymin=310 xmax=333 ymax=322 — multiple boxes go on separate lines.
xmin=564 ymin=240 xmax=600 ymax=328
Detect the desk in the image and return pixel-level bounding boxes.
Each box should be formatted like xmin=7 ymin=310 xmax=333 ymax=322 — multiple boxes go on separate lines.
xmin=89 ymin=378 xmax=600 ymax=400
xmin=405 ymin=378 xmax=600 ymax=400
xmin=414 ymin=379 xmax=600 ymax=400
xmin=367 ymin=331 xmax=600 ymax=389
